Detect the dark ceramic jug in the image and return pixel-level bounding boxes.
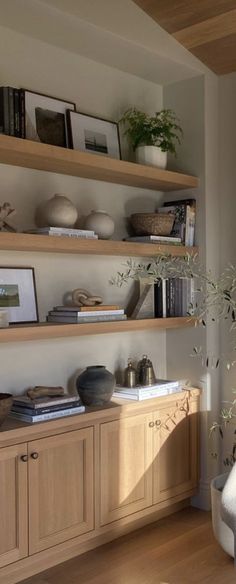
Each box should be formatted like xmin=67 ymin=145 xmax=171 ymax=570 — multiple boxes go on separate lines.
xmin=76 ymin=365 xmax=115 ymax=406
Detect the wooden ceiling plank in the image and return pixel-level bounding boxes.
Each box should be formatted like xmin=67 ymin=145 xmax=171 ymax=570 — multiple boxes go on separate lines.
xmin=191 ymin=33 xmax=236 ymax=75
xmin=173 ymin=9 xmax=236 ymax=49
xmin=133 ymin=0 xmax=236 ymax=34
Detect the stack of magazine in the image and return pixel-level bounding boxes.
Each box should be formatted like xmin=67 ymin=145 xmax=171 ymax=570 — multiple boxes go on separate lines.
xmin=10 ymin=394 xmax=85 ymax=423
xmin=47 ymin=304 xmax=127 ymax=324
xmin=113 ymin=379 xmax=181 ymax=401
xmin=24 ymin=227 xmax=98 ymax=239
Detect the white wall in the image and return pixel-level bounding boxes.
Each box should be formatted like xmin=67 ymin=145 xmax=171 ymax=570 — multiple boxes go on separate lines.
xmin=0 ymin=25 xmax=167 ymax=395
xmin=164 ymin=74 xmax=221 ymax=508
xmin=219 ymin=73 xmax=236 ymax=466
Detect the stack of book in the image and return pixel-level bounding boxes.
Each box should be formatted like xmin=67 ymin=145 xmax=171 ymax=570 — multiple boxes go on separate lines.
xmin=125 ymin=235 xmax=182 ymax=246
xmin=114 ymin=379 xmax=181 ymax=401
xmin=10 ymin=394 xmax=85 ymax=423
xmin=0 ymin=86 xmax=23 ymax=137
xmin=157 ymin=199 xmax=196 ymax=247
xmin=47 ymin=305 xmax=127 ymax=324
xmin=154 ymin=277 xmax=194 ymax=318
xmin=24 ymin=227 xmax=98 ymax=239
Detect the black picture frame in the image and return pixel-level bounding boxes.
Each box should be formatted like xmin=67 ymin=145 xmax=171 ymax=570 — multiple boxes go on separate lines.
xmin=22 ymin=89 xmax=76 ymax=148
xmin=67 ymin=110 xmax=121 ymax=159
xmin=0 ymin=266 xmax=39 ymax=325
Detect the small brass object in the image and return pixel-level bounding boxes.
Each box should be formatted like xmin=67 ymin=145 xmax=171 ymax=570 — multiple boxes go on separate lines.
xmin=124 ymin=359 xmax=137 ymax=388
xmin=138 ymin=355 xmax=156 ymax=386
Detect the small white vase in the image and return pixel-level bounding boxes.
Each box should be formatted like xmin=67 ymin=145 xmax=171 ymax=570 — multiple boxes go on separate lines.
xmin=211 ymin=473 xmax=234 ymax=558
xmin=35 ymin=194 xmax=78 ymax=228
xmin=84 ymin=210 xmax=114 ymax=240
xmin=136 ymin=146 xmax=167 ymax=169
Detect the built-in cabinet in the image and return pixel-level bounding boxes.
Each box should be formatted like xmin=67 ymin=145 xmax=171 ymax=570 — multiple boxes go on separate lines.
xmin=28 ymin=427 xmax=94 ymax=554
xmin=0 ymin=391 xmax=200 ymax=584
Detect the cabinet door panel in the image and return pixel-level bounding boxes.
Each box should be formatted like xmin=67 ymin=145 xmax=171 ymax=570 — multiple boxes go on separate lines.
xmin=100 ymin=414 xmax=153 ymax=525
xmin=29 ymin=427 xmax=94 ymax=554
xmin=0 ymin=444 xmax=28 ymax=568
xmin=153 ymin=397 xmax=199 ymax=504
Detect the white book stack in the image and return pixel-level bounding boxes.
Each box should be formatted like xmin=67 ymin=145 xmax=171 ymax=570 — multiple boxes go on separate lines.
xmin=47 ymin=305 xmax=127 ymax=324
xmin=24 ymin=227 xmax=98 ymax=239
xmin=113 ymin=379 xmax=181 ymax=401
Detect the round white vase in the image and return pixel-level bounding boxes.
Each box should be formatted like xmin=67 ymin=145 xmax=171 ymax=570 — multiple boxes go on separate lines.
xmin=136 ymin=145 xmax=167 ymax=169
xmin=84 ymin=210 xmax=114 ymax=239
xmin=211 ymin=473 xmax=234 ymax=558
xmin=35 ymin=194 xmax=78 ymax=228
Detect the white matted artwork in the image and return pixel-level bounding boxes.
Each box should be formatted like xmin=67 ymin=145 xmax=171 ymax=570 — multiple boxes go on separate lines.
xmin=67 ymin=111 xmax=121 ymax=159
xmin=23 ymin=90 xmax=75 ymax=147
xmin=0 ymin=267 xmax=38 ymax=324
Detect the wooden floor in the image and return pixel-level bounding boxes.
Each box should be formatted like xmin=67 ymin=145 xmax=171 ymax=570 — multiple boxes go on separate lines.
xmin=22 ymin=508 xmax=235 ymax=584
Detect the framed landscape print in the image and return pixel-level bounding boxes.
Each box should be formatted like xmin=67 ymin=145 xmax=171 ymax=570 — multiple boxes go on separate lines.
xmin=23 ymin=90 xmax=76 ymax=147
xmin=67 ymin=111 xmax=121 ymax=159
xmin=0 ymin=267 xmax=38 ymax=324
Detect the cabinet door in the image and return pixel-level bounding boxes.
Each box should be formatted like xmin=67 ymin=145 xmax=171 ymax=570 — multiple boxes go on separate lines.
xmin=152 ymin=397 xmax=199 ymax=504
xmin=100 ymin=413 xmax=153 ymax=525
xmin=0 ymin=444 xmax=28 ymax=568
xmin=28 ymin=427 xmax=94 ymax=554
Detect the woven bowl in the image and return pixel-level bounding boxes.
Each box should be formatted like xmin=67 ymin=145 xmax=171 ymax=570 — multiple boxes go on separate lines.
xmin=0 ymin=393 xmax=13 ymax=427
xmin=130 ymin=213 xmax=175 ymax=236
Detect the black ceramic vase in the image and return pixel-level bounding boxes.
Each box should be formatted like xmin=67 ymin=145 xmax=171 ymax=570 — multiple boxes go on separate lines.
xmin=76 ymin=365 xmax=115 ymax=406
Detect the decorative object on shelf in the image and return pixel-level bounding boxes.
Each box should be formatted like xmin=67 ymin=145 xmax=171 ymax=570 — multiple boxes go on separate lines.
xmin=137 ymin=355 xmax=156 ymax=386
xmin=130 ymin=212 xmax=175 ymax=236
xmin=27 ymin=386 xmax=65 ymax=399
xmin=0 ymin=202 xmax=16 ymax=232
xmin=84 ymin=209 xmax=115 ymax=240
xmin=0 ymin=266 xmax=38 ymax=324
xmin=157 ymin=198 xmax=196 ymax=247
xmin=0 ymin=309 xmax=9 ymax=328
xmin=71 ymin=288 xmax=103 ymax=307
xmin=0 ymin=393 xmax=13 ymax=426
xmin=119 ymin=108 xmax=182 ymax=168
xmin=127 ymin=278 xmax=154 ymax=319
xmin=35 ymin=194 xmax=78 ymax=228
xmin=123 ymin=359 xmax=137 ymax=388
xmin=22 ymin=89 xmax=75 ymax=147
xmin=67 ymin=110 xmax=121 ymax=159
xmin=76 ymin=365 xmax=115 ymax=406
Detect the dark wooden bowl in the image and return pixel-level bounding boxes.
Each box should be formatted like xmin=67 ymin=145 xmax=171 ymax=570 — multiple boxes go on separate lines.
xmin=0 ymin=393 xmax=13 ymax=426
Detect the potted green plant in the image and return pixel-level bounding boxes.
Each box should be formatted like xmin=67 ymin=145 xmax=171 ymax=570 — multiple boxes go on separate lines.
xmin=119 ymin=108 xmax=183 ymax=169
xmin=110 ymin=254 xmax=236 ymax=559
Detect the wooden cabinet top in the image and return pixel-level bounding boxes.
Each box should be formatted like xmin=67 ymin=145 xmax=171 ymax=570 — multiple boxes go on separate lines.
xmin=0 ymin=388 xmax=200 ymax=448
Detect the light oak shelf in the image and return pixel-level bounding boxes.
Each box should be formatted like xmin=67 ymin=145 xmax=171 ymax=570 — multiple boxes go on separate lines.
xmin=0 ymin=232 xmax=198 ymax=257
xmin=0 ymin=318 xmax=197 ymax=343
xmin=0 ymin=135 xmax=199 ymax=191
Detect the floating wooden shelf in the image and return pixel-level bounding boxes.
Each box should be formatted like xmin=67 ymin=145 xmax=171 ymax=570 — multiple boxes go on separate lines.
xmin=0 ymin=232 xmax=198 ymax=257
xmin=0 ymin=318 xmax=197 ymax=343
xmin=0 ymin=135 xmax=199 ymax=191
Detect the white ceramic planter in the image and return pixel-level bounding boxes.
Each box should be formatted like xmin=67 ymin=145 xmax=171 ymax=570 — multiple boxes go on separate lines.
xmin=211 ymin=473 xmax=234 ymax=558
xmin=135 ymin=146 xmax=167 ymax=169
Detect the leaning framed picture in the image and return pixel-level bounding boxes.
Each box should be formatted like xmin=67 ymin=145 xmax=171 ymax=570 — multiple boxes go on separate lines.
xmin=22 ymin=89 xmax=76 ymax=147
xmin=0 ymin=267 xmax=39 ymax=324
xmin=67 ymin=110 xmax=121 ymax=159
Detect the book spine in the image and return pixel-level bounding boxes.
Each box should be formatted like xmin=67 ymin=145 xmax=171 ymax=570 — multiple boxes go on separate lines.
xmin=12 ymin=402 xmax=81 ymax=415
xmin=162 ymin=279 xmax=167 ymax=318
xmin=3 ymin=87 xmax=9 ymax=135
xmin=13 ymin=89 xmax=20 ymax=137
xmin=13 ymin=396 xmax=81 ymax=409
xmin=166 ymin=278 xmax=170 ymax=317
xmin=19 ymin=89 xmax=25 ymax=138
xmin=49 ymin=309 xmax=124 ymax=317
xmin=154 ymin=279 xmax=162 ymax=318
xmin=47 ymin=314 xmax=127 ymax=323
xmin=8 ymin=87 xmax=15 ymax=136
xmin=11 ymin=406 xmax=85 ymax=422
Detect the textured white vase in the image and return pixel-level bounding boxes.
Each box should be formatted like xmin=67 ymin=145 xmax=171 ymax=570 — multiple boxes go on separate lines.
xmin=35 ymin=194 xmax=78 ymax=228
xmin=136 ymin=146 xmax=167 ymax=169
xmin=84 ymin=210 xmax=115 ymax=239
xmin=211 ymin=473 xmax=234 ymax=558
